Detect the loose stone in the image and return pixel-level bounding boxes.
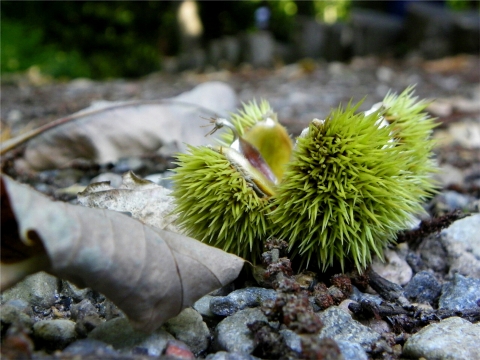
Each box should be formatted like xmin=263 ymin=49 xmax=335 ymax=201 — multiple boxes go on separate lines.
xmin=88 ymin=317 xmax=174 ymax=356
xmin=403 ymin=317 xmax=480 ymax=360
xmin=33 ymin=319 xmax=77 ymax=350
xmin=404 ymin=270 xmax=442 ymax=305
xmin=164 ymin=307 xmax=210 ymax=356
xmin=214 ymin=307 xmax=267 ymax=354
xmin=210 ymin=287 xmax=276 ymax=316
xmin=439 ymin=273 xmax=480 ymax=311
xmin=317 ymin=306 xmax=381 ymax=352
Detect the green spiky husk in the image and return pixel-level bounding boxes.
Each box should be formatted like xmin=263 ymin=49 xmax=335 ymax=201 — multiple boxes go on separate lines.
xmin=271 ymin=98 xmax=437 ymax=271
xmin=219 ymin=100 xmax=273 ymax=146
xmin=382 ymin=86 xmax=439 ymax=192
xmin=171 ymin=145 xmax=273 ymax=261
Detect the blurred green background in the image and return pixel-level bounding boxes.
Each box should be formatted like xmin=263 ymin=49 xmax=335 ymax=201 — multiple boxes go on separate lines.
xmin=0 ymin=0 xmax=474 ymax=80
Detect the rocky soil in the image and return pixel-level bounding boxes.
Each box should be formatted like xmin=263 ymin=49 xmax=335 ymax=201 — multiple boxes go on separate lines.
xmin=1 ymin=55 xmax=479 ymax=360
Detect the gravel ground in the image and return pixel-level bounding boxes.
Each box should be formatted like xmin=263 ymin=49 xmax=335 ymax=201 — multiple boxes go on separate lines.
xmin=1 ymin=55 xmax=479 ymax=360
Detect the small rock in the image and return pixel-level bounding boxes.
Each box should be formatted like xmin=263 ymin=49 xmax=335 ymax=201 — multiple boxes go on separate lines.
xmin=336 ymin=340 xmax=368 ymax=360
xmin=70 ymin=299 xmax=103 ymax=336
xmin=63 ymin=338 xmax=118 ymax=356
xmin=193 ymin=295 xmax=216 ymax=318
xmin=418 ymin=234 xmax=449 ymax=274
xmin=164 ymin=339 xmax=195 ymax=360
xmin=337 ymin=299 xmax=356 ymax=316
xmin=0 ymin=302 xmax=33 ymax=333
xmin=214 ymin=307 xmax=267 ymax=354
xmin=439 ymin=273 xmax=480 ymax=311
xmin=1 ymin=272 xmax=58 ymax=309
xmin=404 ymin=271 xmax=442 ymax=305
xmin=113 ymin=157 xmax=144 ymax=174
xmin=403 ymin=317 xmax=480 ymax=360
xmin=7 ymin=109 xmax=23 ymax=124
xmin=317 ymin=306 xmax=381 ymax=352
xmin=206 ymin=351 xmax=259 ymax=360
xmin=363 ymin=319 xmax=391 ymax=335
xmin=371 ymin=248 xmax=412 ymax=286
xmin=60 ymin=280 xmax=92 ymax=302
xmin=448 ymin=121 xmax=480 ymax=149
xmin=435 ymin=164 xmax=465 ymax=187
xmin=165 ymin=307 xmax=210 ymax=356
xmin=350 ymin=286 xmax=383 ymax=305
xmin=88 ymin=317 xmax=174 ymax=356
xmin=437 ymin=191 xmax=475 ymax=212
xmin=33 ymin=319 xmax=77 ymax=350
xmin=440 ymin=213 xmax=480 ymax=278
xmin=280 ymin=329 xmax=302 ymax=355
xmin=210 ymin=287 xmax=276 ymax=316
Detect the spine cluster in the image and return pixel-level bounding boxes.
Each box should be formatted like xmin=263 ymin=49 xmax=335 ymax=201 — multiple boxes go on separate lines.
xmin=171 ymin=88 xmax=437 ymax=271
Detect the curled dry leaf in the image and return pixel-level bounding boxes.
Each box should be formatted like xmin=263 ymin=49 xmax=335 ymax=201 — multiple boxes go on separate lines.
xmin=7 ymin=81 xmax=237 ymax=170
xmin=77 ymin=171 xmax=179 ymax=232
xmin=0 ymin=175 xmax=244 ymax=332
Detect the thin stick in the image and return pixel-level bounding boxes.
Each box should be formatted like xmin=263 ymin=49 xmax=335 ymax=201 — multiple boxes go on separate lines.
xmin=0 ymin=99 xmax=223 ymax=155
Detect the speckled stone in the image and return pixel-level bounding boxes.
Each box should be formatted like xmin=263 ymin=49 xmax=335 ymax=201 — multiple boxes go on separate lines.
xmin=403 ymin=317 xmax=480 ymax=360
xmin=317 ymin=306 xmax=381 ymax=352
xmin=88 ymin=317 xmax=174 ymax=356
xmin=164 ymin=307 xmax=210 ymax=356
xmin=404 ymin=271 xmax=442 ymax=305
xmin=1 ymin=272 xmax=58 ymax=309
xmin=210 ymin=287 xmax=276 ymax=316
xmin=214 ymin=307 xmax=267 ymax=354
xmin=33 ymin=319 xmax=77 ymax=350
xmin=439 ymin=273 xmax=480 ymax=311
xmin=440 ymin=213 xmax=480 ymax=278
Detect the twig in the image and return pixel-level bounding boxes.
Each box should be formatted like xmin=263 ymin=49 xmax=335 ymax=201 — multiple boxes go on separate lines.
xmin=0 ymin=99 xmax=223 ymax=156
xmin=396 ymin=210 xmax=469 ymax=249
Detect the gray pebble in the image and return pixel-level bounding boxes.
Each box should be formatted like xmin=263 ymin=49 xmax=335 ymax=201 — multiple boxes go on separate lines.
xmin=88 ymin=317 xmax=174 ymax=356
xmin=1 ymin=272 xmax=58 ymax=309
xmin=280 ymin=329 xmax=302 ymax=355
xmin=206 ymin=351 xmax=259 ymax=360
xmin=210 ymin=287 xmax=276 ymax=316
xmin=440 ymin=213 xmax=480 ymax=278
xmin=60 ymin=280 xmax=92 ymax=302
xmin=317 ymin=306 xmax=381 ymax=352
xmin=437 ymin=191 xmax=476 ymax=212
xmin=70 ymin=299 xmax=103 ymax=336
xmin=336 ymin=340 xmax=369 ymax=360
xmin=0 ymin=303 xmax=33 ymax=333
xmin=350 ymin=286 xmax=383 ymax=305
xmin=63 ymin=338 xmax=118 ymax=356
xmin=403 ymin=317 xmax=480 ymax=360
xmin=280 ymin=329 xmax=368 ymax=360
xmin=194 ymin=294 xmax=216 ymax=318
xmin=164 ymin=307 xmax=210 ymax=356
xmin=33 ymin=319 xmax=77 ymax=349
xmin=404 ymin=271 xmax=442 ymax=305
xmin=418 ymin=235 xmax=449 ymax=273
xmin=439 ymin=273 xmax=480 ymax=311
xmin=214 ymin=307 xmax=267 ymax=354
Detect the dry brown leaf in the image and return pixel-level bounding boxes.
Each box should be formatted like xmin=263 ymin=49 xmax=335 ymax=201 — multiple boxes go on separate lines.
xmin=1 ymin=175 xmax=244 ymax=332
xmin=77 ymin=171 xmax=179 ymax=232
xmin=10 ymin=82 xmax=237 ymax=170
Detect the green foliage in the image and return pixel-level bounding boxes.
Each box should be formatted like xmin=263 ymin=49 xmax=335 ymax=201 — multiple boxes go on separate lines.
xmin=171 ymin=146 xmax=273 ymax=261
xmin=446 ymin=0 xmax=474 ymax=11
xmin=1 ymin=1 xmax=170 ymax=79
xmin=1 ymin=20 xmax=91 ymax=78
